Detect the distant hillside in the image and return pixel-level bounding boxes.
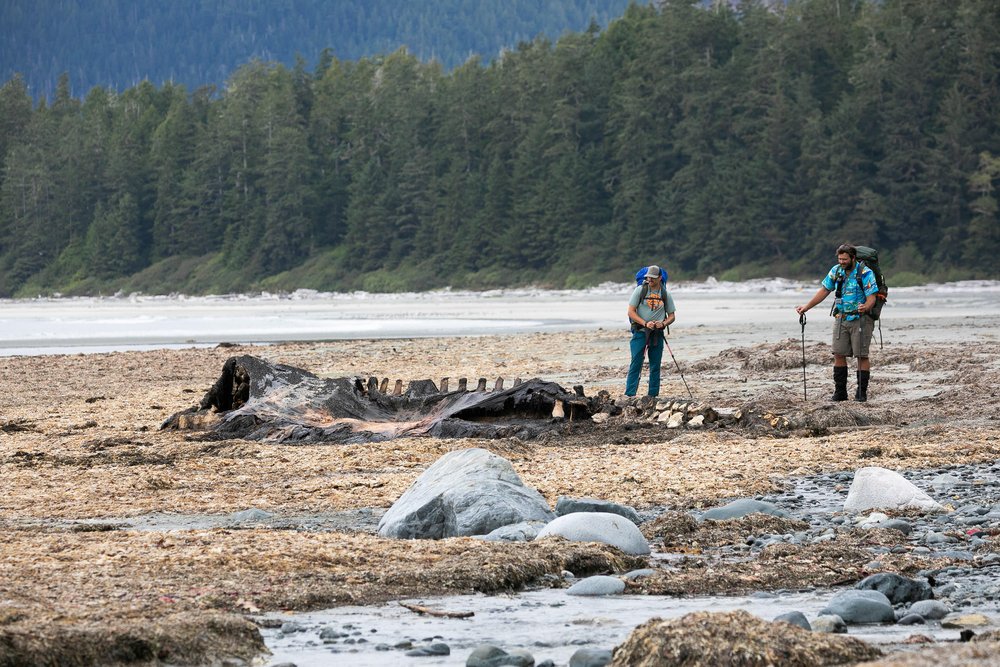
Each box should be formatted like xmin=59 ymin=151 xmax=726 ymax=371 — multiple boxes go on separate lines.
xmin=1 ymin=0 xmax=633 ymax=99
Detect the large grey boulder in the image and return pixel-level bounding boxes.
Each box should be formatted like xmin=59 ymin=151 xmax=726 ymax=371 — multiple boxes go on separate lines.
xmin=818 ymin=590 xmax=895 ymax=624
xmin=536 ymin=512 xmax=650 ymax=555
xmin=378 ymin=448 xmax=554 ymax=539
xmin=843 ymin=467 xmax=944 ymax=513
xmin=700 ymin=498 xmax=790 ymax=521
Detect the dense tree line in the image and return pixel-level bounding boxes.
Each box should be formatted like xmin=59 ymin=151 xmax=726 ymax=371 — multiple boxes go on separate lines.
xmin=1 ymin=0 xmax=998 ymax=297
xmin=1 ymin=0 xmax=632 ymax=100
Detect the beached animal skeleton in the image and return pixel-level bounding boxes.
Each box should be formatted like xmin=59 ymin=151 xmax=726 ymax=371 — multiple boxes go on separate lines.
xmin=162 ymin=355 xmax=595 ymax=444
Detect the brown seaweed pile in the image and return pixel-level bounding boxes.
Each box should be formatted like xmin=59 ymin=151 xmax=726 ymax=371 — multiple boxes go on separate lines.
xmin=610 ymin=609 xmax=882 ymax=666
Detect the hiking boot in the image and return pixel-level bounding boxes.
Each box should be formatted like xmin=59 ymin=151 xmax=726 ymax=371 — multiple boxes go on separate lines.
xmin=855 ymin=370 xmax=870 ymax=402
xmin=831 ymin=366 xmax=848 ymax=401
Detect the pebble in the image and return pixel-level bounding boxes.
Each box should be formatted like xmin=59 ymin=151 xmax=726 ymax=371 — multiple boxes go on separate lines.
xmin=622 ymin=568 xmax=655 ymax=580
xmin=569 ymin=648 xmax=613 ymax=667
xmin=773 ymin=611 xmax=811 ymax=631
xmin=877 ymin=519 xmax=912 ymax=535
xmin=279 ymin=622 xmax=306 ymax=635
xmin=897 ymin=614 xmax=925 ymax=625
xmin=811 ymin=615 xmax=847 ymax=633
xmin=466 ymin=644 xmax=535 ymax=667
xmin=566 ymin=576 xmax=626 ymax=596
xmin=908 ymin=600 xmax=950 ymax=620
xmin=406 ymin=642 xmax=451 ymax=657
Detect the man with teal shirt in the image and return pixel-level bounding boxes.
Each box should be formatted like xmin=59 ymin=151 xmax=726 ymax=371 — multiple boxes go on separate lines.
xmin=796 ymin=244 xmax=879 ymax=402
xmin=626 ymin=265 xmax=676 ymax=396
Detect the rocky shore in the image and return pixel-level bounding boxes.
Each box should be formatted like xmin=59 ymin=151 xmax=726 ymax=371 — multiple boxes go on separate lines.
xmin=2 ymin=315 xmax=999 ymax=665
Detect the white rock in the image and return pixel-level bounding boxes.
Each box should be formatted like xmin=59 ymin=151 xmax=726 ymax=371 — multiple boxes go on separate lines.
xmin=857 ymin=511 xmax=890 ymax=527
xmin=843 ymin=467 xmax=944 ymax=514
xmin=536 ymin=511 xmax=650 ymax=555
xmin=687 ymin=414 xmax=705 ymax=428
xmin=666 ymin=412 xmax=684 ymax=429
xmin=591 ymin=412 xmax=610 ymax=424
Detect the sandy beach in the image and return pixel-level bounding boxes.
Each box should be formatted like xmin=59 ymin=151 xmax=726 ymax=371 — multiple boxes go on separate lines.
xmin=2 ymin=284 xmax=999 ymax=665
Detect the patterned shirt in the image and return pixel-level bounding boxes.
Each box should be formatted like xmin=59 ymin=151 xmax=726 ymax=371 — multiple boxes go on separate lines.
xmin=629 ymin=284 xmax=676 ymax=324
xmin=822 ymin=262 xmax=878 ymax=321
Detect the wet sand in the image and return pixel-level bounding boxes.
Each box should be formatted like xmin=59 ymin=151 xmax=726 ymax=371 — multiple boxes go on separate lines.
xmin=1 ymin=288 xmax=999 ymax=665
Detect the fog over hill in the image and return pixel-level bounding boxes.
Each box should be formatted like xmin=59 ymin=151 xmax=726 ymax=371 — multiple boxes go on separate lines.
xmin=1 ymin=0 xmax=634 ymax=99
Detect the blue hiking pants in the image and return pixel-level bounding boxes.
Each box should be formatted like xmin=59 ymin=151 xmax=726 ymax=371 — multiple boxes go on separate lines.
xmin=625 ymin=329 xmax=664 ymax=397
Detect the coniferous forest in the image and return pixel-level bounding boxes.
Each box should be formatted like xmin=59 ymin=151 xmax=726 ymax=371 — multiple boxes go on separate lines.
xmin=0 ymin=0 xmax=998 ymax=297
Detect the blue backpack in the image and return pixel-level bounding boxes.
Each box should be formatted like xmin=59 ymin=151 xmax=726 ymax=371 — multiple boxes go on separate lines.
xmin=634 ymin=265 xmax=668 ymax=287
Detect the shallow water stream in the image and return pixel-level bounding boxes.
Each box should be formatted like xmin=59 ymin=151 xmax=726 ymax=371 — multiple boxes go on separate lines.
xmin=258 ymin=585 xmax=985 ymax=667
xmin=257 ymin=461 xmax=1000 ymax=666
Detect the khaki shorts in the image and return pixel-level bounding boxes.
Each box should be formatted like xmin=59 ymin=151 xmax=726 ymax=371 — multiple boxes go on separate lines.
xmin=831 ymin=316 xmax=874 ymax=358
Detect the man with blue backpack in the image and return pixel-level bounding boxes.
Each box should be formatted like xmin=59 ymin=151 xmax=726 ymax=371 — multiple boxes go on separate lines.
xmin=795 ymin=244 xmax=880 ymax=402
xmin=626 ymin=265 xmax=676 ymax=397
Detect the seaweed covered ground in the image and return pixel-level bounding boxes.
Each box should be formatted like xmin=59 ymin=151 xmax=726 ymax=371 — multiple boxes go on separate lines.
xmin=2 ymin=314 xmax=999 ymax=665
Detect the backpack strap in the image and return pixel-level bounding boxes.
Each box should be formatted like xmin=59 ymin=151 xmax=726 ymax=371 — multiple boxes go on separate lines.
xmin=630 ymin=283 xmax=650 ymax=332
xmin=834 ymin=267 xmax=846 ymax=298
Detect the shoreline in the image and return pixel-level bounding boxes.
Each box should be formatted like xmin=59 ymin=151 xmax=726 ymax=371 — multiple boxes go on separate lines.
xmin=3 ymin=280 xmax=998 ymax=357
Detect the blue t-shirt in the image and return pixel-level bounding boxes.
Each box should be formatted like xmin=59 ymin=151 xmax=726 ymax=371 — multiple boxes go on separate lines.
xmin=822 ymin=263 xmax=878 ymax=321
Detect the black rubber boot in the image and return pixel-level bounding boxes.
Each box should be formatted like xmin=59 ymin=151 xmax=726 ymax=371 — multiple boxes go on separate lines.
xmin=855 ymin=370 xmax=870 ymax=402
xmin=831 ymin=366 xmax=848 ymax=401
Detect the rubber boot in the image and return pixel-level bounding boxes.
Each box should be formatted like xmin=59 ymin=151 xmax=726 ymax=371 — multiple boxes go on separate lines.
xmin=855 ymin=370 xmax=870 ymax=402
xmin=831 ymin=366 xmax=848 ymax=401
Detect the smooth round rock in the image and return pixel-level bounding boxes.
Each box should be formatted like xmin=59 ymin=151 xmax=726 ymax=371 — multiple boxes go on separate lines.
xmin=566 ymin=575 xmax=626 ymax=596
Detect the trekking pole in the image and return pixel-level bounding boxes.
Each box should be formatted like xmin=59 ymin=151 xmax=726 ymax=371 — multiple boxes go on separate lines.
xmin=799 ymin=312 xmax=808 ymax=400
xmin=663 ymin=335 xmax=694 ymax=400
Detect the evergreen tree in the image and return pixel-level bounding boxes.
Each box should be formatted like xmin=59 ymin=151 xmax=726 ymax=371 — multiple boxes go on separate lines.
xmin=963 ymin=152 xmax=1000 ymax=273
xmin=84 ymin=193 xmax=143 ymax=278
xmin=150 ymin=84 xmax=197 ymax=259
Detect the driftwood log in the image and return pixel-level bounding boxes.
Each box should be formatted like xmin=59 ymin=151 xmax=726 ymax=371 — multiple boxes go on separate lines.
xmin=398 ymin=602 xmax=474 ymax=619
xmin=162 ymin=355 xmax=596 ymax=444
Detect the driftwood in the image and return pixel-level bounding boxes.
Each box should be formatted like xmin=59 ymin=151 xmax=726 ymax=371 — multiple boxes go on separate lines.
xmin=398 ymin=602 xmax=474 ymax=619
xmin=162 ymin=355 xmax=596 ymax=444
